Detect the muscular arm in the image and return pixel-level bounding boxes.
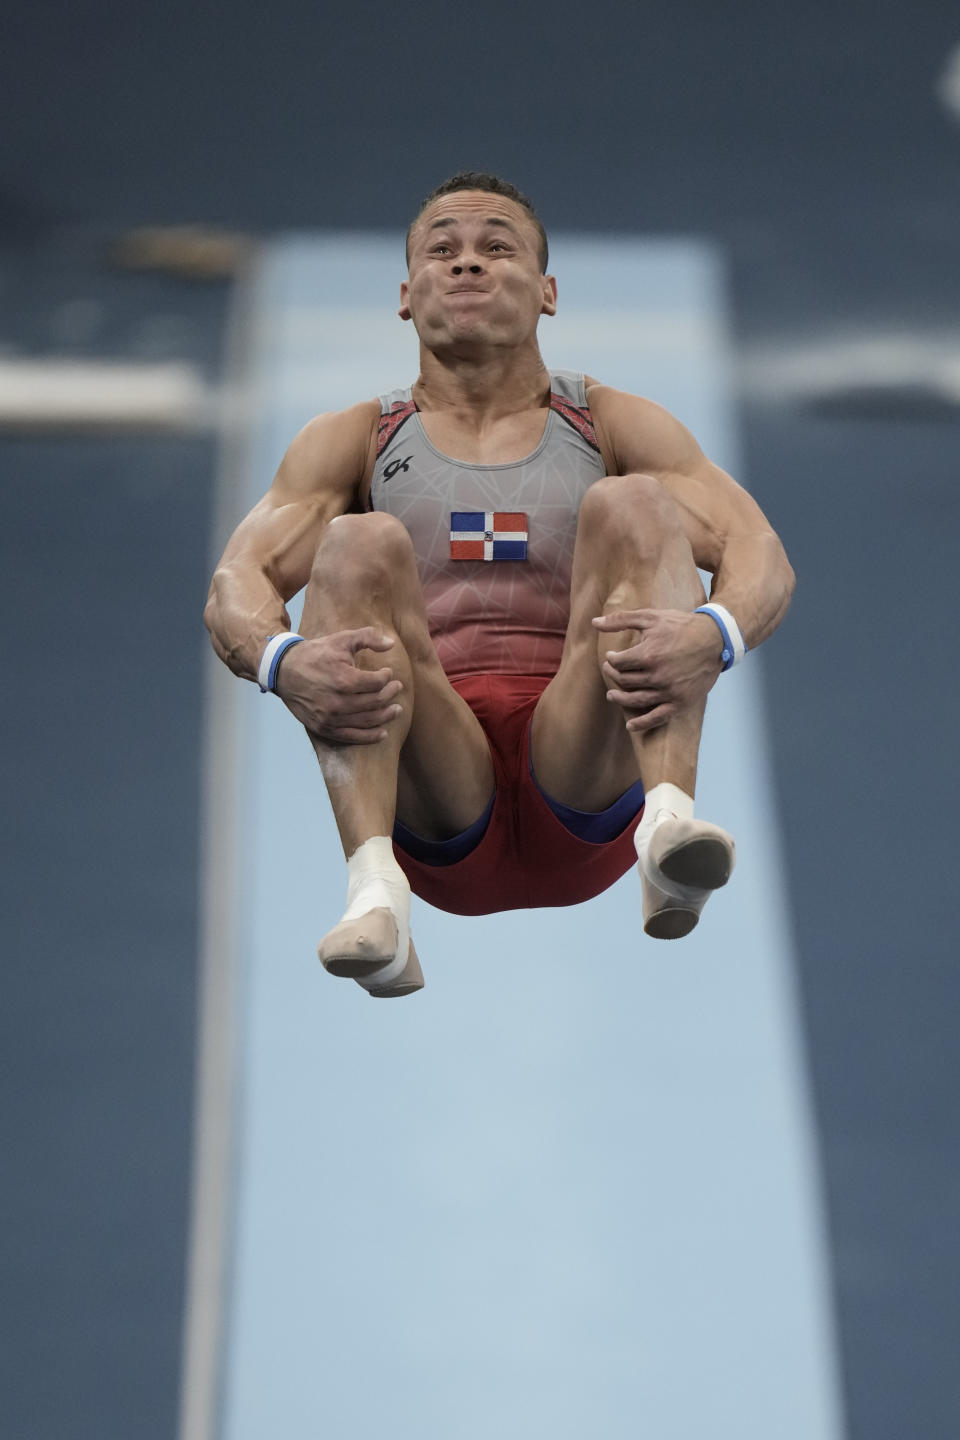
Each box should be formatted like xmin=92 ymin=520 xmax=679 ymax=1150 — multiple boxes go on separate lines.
xmin=204 ymin=402 xmax=378 ymax=680
xmin=587 ymin=381 xmax=795 ymax=649
xmin=584 ymin=381 xmax=795 ymax=731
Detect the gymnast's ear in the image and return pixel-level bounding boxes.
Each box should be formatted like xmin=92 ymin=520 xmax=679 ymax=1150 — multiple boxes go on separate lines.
xmin=541 ymin=275 xmax=557 ymax=317
xmin=398 ymin=281 xmax=411 ymax=321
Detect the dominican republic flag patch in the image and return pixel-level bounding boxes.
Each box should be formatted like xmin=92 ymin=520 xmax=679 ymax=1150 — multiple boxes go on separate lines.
xmin=449 ymin=511 xmax=528 ymax=561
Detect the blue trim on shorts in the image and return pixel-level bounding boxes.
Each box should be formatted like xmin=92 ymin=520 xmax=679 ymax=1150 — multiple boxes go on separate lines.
xmin=393 ymin=792 xmax=495 ymax=866
xmin=392 ymin=746 xmax=645 ymax=865
xmin=529 ymin=742 xmax=645 ymax=844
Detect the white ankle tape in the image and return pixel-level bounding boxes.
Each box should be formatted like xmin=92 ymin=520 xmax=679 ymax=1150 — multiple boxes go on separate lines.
xmin=342 ymin=837 xmax=410 ymax=990
xmin=634 ymin=789 xmax=706 ymax=903
xmin=638 ymin=783 xmax=695 ymax=830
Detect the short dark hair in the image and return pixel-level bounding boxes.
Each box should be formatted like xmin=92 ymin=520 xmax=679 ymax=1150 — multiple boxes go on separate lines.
xmin=406 ymin=172 xmax=549 ymax=273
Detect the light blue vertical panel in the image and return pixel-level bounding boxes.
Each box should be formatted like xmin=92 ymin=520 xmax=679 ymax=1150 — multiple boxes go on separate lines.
xmin=218 ymin=235 xmax=844 ymax=1440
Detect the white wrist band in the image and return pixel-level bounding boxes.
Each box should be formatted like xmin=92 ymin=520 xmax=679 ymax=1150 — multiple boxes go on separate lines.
xmin=257 ymin=633 xmax=304 ymax=693
xmin=694 ymin=604 xmax=747 ymax=671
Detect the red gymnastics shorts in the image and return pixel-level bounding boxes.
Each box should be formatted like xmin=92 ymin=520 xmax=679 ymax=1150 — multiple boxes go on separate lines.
xmin=393 ymin=672 xmax=644 ymax=915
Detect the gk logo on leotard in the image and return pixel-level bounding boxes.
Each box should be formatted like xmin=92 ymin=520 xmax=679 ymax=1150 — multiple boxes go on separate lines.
xmin=383 ymin=455 xmax=413 ymax=481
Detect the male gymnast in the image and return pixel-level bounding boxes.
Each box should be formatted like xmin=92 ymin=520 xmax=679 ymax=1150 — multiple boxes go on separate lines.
xmin=204 ymin=172 xmax=795 ymax=998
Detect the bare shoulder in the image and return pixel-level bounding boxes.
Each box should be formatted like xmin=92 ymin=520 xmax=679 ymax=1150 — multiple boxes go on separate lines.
xmin=271 ymin=398 xmax=381 ymax=504
xmin=214 ymin=397 xmax=382 ymax=591
xmin=583 ymin=379 xmax=701 ymax=476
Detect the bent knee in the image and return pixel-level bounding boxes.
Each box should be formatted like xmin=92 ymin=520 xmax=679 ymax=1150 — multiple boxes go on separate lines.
xmin=577 ymin=474 xmax=687 ymax=560
xmin=312 ymin=511 xmax=415 ymax=577
xmin=580 ymin=473 xmax=682 ymax=531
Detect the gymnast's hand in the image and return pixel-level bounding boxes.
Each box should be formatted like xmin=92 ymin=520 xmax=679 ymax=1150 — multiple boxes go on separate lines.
xmin=273 ymin=629 xmax=404 ymax=745
xmin=593 ymin=609 xmax=725 ymax=733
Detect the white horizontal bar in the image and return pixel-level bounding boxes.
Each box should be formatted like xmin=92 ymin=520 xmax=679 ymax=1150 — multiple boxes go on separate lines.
xmin=0 ymin=359 xmax=216 ymax=431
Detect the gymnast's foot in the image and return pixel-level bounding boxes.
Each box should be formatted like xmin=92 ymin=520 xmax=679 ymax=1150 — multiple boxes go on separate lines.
xmin=634 ymin=784 xmax=735 ymax=940
xmin=318 ymin=906 xmax=425 ymax=997
xmin=317 ymin=837 xmax=424 ymax=997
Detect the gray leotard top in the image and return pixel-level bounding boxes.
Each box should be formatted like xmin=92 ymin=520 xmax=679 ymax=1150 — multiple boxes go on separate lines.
xmin=369 ymin=369 xmax=605 ymax=679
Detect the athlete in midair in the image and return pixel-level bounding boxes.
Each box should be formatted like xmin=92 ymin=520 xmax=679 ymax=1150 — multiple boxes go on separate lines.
xmin=205 ymin=173 xmax=795 ymax=997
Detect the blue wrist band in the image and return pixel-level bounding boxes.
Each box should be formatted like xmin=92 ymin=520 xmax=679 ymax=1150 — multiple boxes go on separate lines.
xmin=257 ymin=633 xmax=304 ymax=692
xmin=694 ymin=604 xmax=747 ymax=671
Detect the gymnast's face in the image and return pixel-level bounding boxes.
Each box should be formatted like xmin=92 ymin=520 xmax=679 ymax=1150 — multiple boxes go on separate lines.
xmin=400 ymin=192 xmax=556 ymax=352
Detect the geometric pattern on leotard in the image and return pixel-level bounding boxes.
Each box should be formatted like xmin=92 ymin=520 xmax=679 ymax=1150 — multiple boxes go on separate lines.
xmin=370 ymin=370 xmax=606 ymax=679
xmin=376 ymin=397 xmax=417 ymax=457
xmin=549 ymin=391 xmax=601 ymax=453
